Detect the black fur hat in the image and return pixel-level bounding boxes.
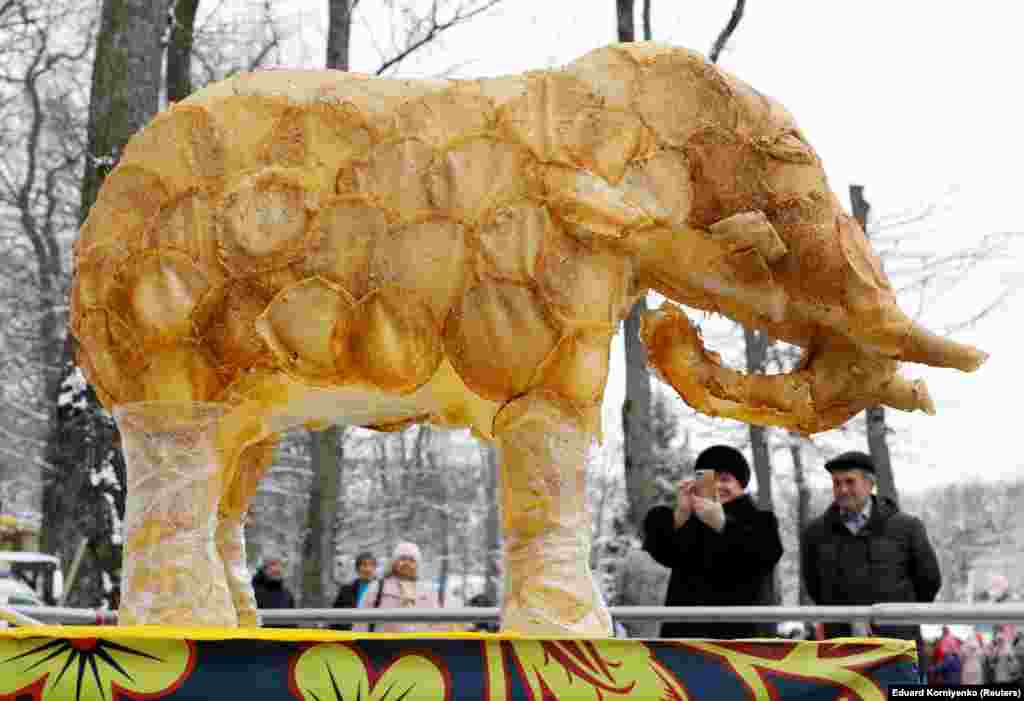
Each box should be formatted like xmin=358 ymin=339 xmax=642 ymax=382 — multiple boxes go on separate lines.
xmin=824 ymin=450 xmax=876 ymax=475
xmin=694 ymin=445 xmax=750 ymax=488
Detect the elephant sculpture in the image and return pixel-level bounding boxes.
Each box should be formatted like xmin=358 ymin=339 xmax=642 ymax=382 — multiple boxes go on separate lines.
xmin=70 ymin=42 xmax=985 ymax=635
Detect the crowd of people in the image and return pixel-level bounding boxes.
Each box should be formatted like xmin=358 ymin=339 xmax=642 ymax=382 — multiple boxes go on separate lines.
xmin=252 ymin=541 xmax=496 ymax=633
xmin=250 ymin=443 xmax=1019 ymax=686
xmin=929 ymin=625 xmax=1024 ymax=686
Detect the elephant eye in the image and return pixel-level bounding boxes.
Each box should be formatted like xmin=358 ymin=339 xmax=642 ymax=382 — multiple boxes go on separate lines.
xmin=761 ymin=130 xmax=815 ymax=165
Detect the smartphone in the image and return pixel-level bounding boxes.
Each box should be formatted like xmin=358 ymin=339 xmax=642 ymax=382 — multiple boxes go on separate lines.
xmin=694 ymin=469 xmax=718 ymax=501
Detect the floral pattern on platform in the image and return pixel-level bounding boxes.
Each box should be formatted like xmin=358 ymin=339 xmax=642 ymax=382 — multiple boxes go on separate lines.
xmin=673 ymin=640 xmax=913 ymax=701
xmin=506 ymin=640 xmax=689 ymax=700
xmin=0 ymin=633 xmax=917 ymax=700
xmin=0 ymin=636 xmax=194 ymax=701
xmin=290 ymin=642 xmax=449 ymax=701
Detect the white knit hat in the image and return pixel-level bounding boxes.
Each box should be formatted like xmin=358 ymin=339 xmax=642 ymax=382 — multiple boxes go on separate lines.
xmin=392 ymin=542 xmax=421 ymax=563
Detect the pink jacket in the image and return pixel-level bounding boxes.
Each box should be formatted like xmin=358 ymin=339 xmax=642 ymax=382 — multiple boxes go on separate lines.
xmin=960 ymin=638 xmax=985 ymax=685
xmin=354 ymin=576 xmax=442 ymax=633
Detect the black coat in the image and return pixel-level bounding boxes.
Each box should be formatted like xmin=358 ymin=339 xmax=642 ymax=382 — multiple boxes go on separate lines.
xmin=329 ymin=578 xmax=370 ymax=631
xmin=252 ymin=570 xmax=296 ymax=611
xmin=801 ymin=496 xmax=941 ymax=644
xmin=643 ymin=494 xmax=783 ymax=639
xmin=801 ymin=496 xmax=941 ymax=606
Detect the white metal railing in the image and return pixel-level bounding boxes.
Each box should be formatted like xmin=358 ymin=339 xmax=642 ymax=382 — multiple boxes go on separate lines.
xmin=7 ymin=603 xmax=1024 ymax=627
xmin=0 ymin=606 xmax=42 ymax=626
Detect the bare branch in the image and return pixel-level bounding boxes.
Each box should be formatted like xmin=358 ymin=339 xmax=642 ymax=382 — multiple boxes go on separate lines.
xmin=374 ymin=0 xmax=503 ymax=76
xmin=709 ymin=0 xmax=746 ymax=64
xmin=247 ymin=0 xmax=282 ymax=71
xmin=941 ymin=288 xmax=1017 ymax=336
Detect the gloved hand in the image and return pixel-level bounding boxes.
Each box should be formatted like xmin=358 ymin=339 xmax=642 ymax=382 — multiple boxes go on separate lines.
xmin=692 ymin=497 xmax=726 ymax=532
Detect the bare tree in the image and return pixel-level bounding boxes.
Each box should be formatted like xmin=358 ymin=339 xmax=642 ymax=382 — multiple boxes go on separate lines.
xmin=616 ymin=0 xmax=634 ymax=43
xmin=327 ymin=0 xmax=358 ymax=71
xmin=365 ymin=0 xmax=504 ymax=75
xmin=36 ymin=0 xmax=167 ymax=604
xmin=481 ymin=442 xmax=501 ymax=602
xmin=789 ymin=434 xmax=811 ymax=604
xmin=709 ymin=0 xmax=745 ymax=64
xmin=165 ymin=0 xmax=200 ymax=103
xmin=0 ymin=3 xmax=92 ymax=545
xmin=850 ymin=185 xmax=897 ymax=503
xmin=301 ymin=426 xmax=344 ymax=607
xmin=187 ymin=0 xmax=289 ymax=88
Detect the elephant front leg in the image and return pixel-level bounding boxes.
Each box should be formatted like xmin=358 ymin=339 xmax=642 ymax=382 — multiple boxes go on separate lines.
xmin=493 ymin=392 xmax=613 ymax=637
xmin=216 ymin=437 xmax=278 ymax=626
xmin=114 ymin=402 xmax=236 ymax=626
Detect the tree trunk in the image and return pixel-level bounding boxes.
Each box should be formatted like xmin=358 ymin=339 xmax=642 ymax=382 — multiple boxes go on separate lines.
xmin=744 ymin=326 xmax=778 ymax=612
xmin=327 ymin=0 xmax=354 ymax=71
xmin=43 ymin=0 xmax=165 ymax=578
xmin=321 ymin=428 xmax=344 ymax=603
xmin=744 ymin=328 xmax=773 ymax=511
xmin=302 ymin=426 xmax=341 ymax=607
xmin=438 ymin=502 xmax=450 ymax=607
xmin=166 ymin=0 xmax=200 ymax=103
xmin=80 ymin=1 xmax=167 ymax=224
xmin=616 ymin=0 xmax=635 ymax=42
xmin=482 ymin=443 xmax=501 ymax=603
xmin=850 ymin=185 xmax=898 ymax=505
xmin=622 ymin=299 xmax=656 ymax=533
xmin=790 ymin=435 xmax=811 ymax=605
xmin=709 ymin=0 xmax=746 ymax=64
xmin=460 ymin=506 xmax=470 ymax=600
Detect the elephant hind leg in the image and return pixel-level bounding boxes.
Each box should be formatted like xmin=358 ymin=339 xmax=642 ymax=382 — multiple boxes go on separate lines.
xmin=216 ymin=435 xmax=279 ymax=626
xmin=493 ymin=391 xmax=613 ymax=637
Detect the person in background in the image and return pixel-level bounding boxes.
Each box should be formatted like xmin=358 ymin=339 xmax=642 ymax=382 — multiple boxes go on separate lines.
xmin=801 ymin=451 xmax=941 ymax=680
xmin=643 ymin=444 xmax=783 ymax=639
xmin=930 ymin=626 xmax=962 ymax=684
xmin=330 ymin=551 xmax=378 ymax=631
xmin=960 ymin=633 xmax=987 ymax=685
xmin=354 ymin=542 xmax=441 ymax=633
xmin=985 ymin=624 xmax=1022 ymax=685
xmin=928 ymin=633 xmax=962 ymax=686
xmin=252 ymin=557 xmax=296 ymax=627
xmin=466 ymin=593 xmax=499 ymax=633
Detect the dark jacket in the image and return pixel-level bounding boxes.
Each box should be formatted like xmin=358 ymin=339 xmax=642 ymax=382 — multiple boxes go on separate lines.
xmin=252 ymin=570 xmax=296 ymax=611
xmin=801 ymin=496 xmax=941 ymax=607
xmin=643 ymin=494 xmax=783 ymax=639
xmin=801 ymin=496 xmax=940 ymax=650
xmin=467 ymin=594 xmax=499 ymax=633
xmin=930 ymin=651 xmax=962 ymax=686
xmin=329 ymin=578 xmax=372 ymax=631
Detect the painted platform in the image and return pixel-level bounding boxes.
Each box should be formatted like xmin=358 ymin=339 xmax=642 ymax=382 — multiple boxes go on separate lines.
xmin=0 ymin=626 xmax=918 ymax=700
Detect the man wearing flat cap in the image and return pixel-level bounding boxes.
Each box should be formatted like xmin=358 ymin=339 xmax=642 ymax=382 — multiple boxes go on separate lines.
xmin=643 ymin=444 xmax=783 ymax=639
xmin=801 ymin=451 xmax=941 ymax=655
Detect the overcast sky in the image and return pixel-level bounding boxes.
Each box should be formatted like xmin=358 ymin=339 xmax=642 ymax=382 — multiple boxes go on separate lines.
xmin=260 ymin=0 xmax=1023 ymax=491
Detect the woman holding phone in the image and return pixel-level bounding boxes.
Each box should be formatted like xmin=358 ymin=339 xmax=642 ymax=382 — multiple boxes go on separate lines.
xmin=642 ymin=445 xmax=783 ymax=639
